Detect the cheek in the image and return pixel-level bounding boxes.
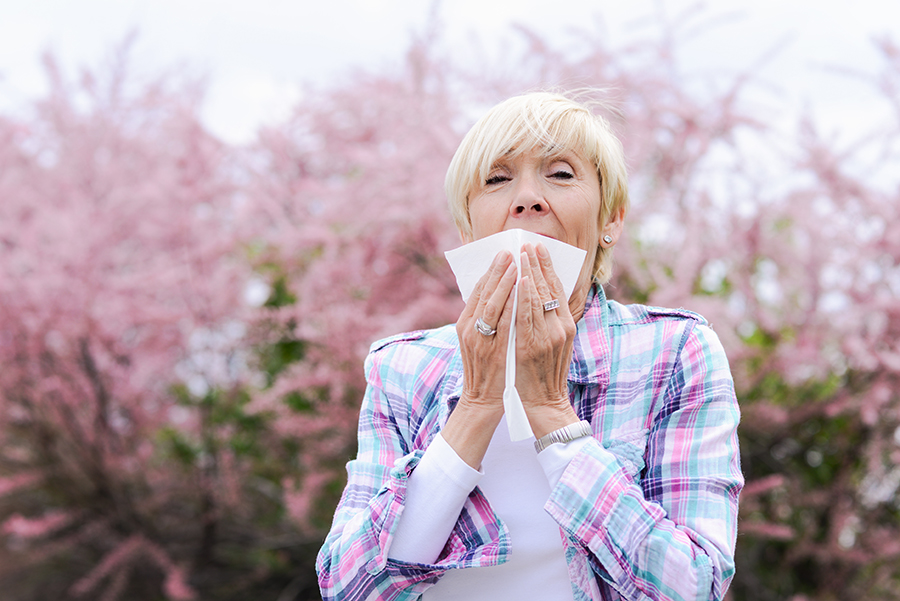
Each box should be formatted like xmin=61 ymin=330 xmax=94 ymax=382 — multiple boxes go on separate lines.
xmin=468 ymin=199 xmax=505 ymax=238
xmin=564 ymin=200 xmax=600 ymax=248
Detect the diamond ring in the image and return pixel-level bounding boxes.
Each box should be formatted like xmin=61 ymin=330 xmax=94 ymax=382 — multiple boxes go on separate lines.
xmin=543 ymin=299 xmax=560 ymax=312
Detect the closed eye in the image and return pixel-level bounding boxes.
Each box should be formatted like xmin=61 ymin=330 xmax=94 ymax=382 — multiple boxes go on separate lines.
xmin=550 ymin=170 xmax=574 ymax=180
xmin=485 ymin=174 xmax=510 ymax=185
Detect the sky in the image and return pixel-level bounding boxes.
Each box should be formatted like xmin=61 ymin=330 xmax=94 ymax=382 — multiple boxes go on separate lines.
xmin=1 ymin=0 xmax=898 ymax=144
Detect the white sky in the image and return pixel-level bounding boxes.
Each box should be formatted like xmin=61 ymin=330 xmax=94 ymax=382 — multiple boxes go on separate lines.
xmin=1 ymin=0 xmax=897 ymax=144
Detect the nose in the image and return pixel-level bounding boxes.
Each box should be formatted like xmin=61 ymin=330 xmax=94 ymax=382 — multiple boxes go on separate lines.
xmin=510 ymin=174 xmax=549 ymax=217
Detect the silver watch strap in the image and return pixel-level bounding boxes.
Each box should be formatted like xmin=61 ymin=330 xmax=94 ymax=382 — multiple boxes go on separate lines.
xmin=534 ymin=420 xmax=592 ymax=453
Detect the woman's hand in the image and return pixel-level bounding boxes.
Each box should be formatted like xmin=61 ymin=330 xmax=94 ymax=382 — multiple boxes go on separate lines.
xmin=455 ymin=250 xmax=517 ymax=406
xmin=442 ymin=250 xmax=517 ymax=468
xmin=515 ymin=243 xmax=580 ymax=438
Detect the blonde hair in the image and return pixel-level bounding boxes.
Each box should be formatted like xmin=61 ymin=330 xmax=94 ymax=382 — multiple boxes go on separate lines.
xmin=445 ymin=91 xmax=630 ymax=284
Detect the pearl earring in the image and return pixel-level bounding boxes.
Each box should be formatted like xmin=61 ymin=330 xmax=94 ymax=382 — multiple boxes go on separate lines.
xmin=603 ymin=235 xmax=613 ymax=244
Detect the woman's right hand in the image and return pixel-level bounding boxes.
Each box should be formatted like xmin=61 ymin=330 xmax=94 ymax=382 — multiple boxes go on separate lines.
xmin=442 ymin=250 xmax=517 ymax=468
xmin=456 ymin=250 xmax=517 ymax=406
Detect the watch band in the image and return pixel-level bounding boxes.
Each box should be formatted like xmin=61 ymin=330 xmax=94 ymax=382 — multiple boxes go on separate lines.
xmin=534 ymin=420 xmax=592 ymax=453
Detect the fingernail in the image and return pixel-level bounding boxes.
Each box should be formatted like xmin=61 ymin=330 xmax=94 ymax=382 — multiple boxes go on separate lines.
xmin=537 ymin=243 xmax=549 ymax=259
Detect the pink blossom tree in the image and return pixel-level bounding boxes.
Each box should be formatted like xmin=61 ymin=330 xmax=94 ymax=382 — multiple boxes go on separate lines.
xmin=0 ymin=44 xmax=303 ymax=600
xmin=240 ymin=31 xmax=467 ymax=537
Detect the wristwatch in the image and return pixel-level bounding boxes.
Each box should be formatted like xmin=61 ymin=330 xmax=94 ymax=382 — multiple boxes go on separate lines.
xmin=534 ymin=420 xmax=592 ymax=453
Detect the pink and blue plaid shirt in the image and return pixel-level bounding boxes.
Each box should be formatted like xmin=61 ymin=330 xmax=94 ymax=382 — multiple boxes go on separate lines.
xmin=317 ymin=286 xmax=743 ymax=600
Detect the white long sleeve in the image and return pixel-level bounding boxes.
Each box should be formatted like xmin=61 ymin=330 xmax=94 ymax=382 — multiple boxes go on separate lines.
xmin=536 ymin=436 xmax=592 ymax=488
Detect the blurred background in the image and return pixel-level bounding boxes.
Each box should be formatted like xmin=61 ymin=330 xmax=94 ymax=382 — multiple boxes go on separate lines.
xmin=1 ymin=1 xmax=898 ymax=599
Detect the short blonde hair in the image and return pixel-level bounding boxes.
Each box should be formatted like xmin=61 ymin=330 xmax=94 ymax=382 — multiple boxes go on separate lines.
xmin=445 ymin=91 xmax=629 ymax=284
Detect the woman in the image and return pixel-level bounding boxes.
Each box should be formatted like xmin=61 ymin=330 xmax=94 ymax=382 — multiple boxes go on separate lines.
xmin=317 ymin=92 xmax=743 ymax=601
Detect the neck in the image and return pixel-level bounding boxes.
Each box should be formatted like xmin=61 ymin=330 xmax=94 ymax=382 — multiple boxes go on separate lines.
xmin=568 ymin=280 xmax=595 ymax=323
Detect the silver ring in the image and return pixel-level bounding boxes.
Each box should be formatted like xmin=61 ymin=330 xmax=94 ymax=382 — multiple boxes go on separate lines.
xmin=543 ymin=299 xmax=560 ymax=312
xmin=474 ymin=317 xmax=496 ymax=336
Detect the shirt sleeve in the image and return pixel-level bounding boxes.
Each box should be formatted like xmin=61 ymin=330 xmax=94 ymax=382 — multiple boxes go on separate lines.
xmin=316 ymin=341 xmax=510 ymax=601
xmin=388 ymin=433 xmax=483 ymax=563
xmin=543 ymin=322 xmax=743 ymax=601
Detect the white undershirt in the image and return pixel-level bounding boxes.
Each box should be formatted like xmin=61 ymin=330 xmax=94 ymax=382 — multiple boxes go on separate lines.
xmin=389 ymin=416 xmax=590 ymax=601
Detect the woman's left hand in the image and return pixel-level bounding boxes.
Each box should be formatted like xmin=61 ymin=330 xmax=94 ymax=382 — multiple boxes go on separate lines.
xmin=515 ymin=243 xmax=582 ymax=438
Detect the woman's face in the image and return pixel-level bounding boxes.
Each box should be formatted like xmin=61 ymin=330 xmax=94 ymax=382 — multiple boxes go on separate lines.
xmin=466 ymin=146 xmax=605 ymax=280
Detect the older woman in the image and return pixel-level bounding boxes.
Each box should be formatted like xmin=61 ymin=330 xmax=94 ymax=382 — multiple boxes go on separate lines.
xmin=317 ymin=92 xmax=743 ymax=601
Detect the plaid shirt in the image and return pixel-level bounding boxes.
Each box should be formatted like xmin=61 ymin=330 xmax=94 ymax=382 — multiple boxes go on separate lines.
xmin=317 ymin=286 xmax=743 ymax=601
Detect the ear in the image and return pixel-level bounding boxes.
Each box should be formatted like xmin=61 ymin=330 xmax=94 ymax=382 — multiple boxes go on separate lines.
xmin=599 ymin=207 xmax=626 ymax=247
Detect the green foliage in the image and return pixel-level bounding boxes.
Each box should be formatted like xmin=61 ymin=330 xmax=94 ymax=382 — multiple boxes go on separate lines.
xmin=734 ymin=366 xmax=900 ymax=599
xmin=284 ymin=391 xmax=315 ymax=413
xmin=264 ymin=274 xmax=298 ymax=309
xmin=257 ymin=338 xmax=307 ymax=386
xmin=743 ymin=369 xmax=843 ymax=408
xmin=157 ymin=426 xmax=201 ymax=467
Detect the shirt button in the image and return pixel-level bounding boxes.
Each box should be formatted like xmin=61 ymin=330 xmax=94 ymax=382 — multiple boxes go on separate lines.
xmin=366 ymin=558 xmax=379 ymax=574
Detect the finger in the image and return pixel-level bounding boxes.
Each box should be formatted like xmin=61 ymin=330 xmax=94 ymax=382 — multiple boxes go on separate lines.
xmin=525 ymin=244 xmax=554 ymax=312
xmin=482 ymin=260 xmax=517 ymax=331
xmin=535 ymin=242 xmax=568 ymax=314
xmin=520 ymin=250 xmax=545 ymax=324
xmin=477 ymin=250 xmax=513 ymax=313
xmin=517 ymin=274 xmax=535 ymax=335
xmin=494 ymin=274 xmax=517 ymax=338
xmin=461 ymin=250 xmax=512 ymax=321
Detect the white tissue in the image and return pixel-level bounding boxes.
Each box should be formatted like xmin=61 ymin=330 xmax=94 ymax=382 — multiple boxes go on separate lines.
xmin=444 ymin=229 xmax=587 ymax=440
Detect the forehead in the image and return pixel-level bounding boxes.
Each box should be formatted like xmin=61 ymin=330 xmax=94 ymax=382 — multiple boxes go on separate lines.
xmin=489 ymin=142 xmax=588 ymax=166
